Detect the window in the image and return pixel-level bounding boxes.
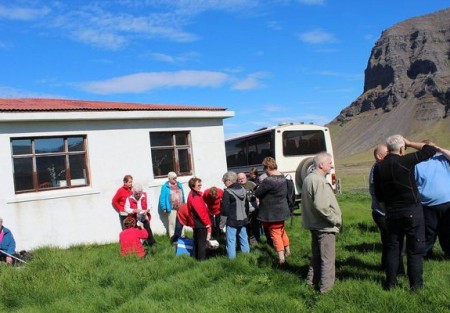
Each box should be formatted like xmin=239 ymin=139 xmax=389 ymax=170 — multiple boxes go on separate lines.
xmin=282 ymin=130 xmax=326 ymax=156
xmin=11 ymin=136 xmax=90 ymax=193
xmin=150 ymin=131 xmax=192 ymax=177
xmin=225 ymin=132 xmax=273 ymax=168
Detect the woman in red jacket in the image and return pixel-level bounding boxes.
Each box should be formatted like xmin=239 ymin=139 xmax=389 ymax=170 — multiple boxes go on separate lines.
xmin=119 ymin=217 xmax=148 ymax=258
xmin=112 ymin=174 xmax=133 ymax=230
xmin=202 ymin=186 xmax=224 ymax=241
xmin=187 ymin=177 xmax=211 ymax=260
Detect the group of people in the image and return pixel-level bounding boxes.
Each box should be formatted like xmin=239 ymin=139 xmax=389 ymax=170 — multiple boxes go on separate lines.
xmin=112 ymin=158 xmax=294 ymax=264
xmin=370 ymin=134 xmax=450 ymax=292
xmin=111 ymin=135 xmax=450 ymax=294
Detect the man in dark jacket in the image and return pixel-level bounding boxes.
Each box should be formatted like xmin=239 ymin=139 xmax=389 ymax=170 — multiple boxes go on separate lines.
xmin=374 ymin=134 xmax=437 ymax=291
xmin=221 ymin=171 xmax=250 ymax=259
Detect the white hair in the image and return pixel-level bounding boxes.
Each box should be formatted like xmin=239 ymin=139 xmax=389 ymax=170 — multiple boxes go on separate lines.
xmin=313 ymin=152 xmax=332 ymax=167
xmin=386 ymin=134 xmax=404 ymax=153
xmin=132 ymin=183 xmax=143 ymax=193
xmin=222 ymin=171 xmax=237 ymax=183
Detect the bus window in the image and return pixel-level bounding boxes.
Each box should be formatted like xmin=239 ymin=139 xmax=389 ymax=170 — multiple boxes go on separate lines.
xmin=247 ymin=133 xmax=272 ymax=165
xmin=283 ymin=130 xmax=326 ymax=156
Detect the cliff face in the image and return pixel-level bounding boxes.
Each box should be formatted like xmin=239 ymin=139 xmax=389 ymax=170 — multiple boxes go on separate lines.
xmin=329 ymin=8 xmax=450 ymax=157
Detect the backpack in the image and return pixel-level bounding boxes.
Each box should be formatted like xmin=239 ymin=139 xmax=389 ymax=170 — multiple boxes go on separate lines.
xmin=285 ymin=174 xmax=296 ymax=213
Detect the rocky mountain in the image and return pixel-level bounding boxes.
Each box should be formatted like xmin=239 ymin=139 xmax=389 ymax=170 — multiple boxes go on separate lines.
xmin=329 ymin=8 xmax=450 ymax=158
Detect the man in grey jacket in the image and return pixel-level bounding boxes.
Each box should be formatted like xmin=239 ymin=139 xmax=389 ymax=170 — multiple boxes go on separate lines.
xmin=301 ymin=152 xmax=342 ymax=293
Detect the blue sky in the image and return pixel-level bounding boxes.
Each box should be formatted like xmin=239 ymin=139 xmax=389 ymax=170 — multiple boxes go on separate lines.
xmin=0 ymin=1 xmax=448 ymax=138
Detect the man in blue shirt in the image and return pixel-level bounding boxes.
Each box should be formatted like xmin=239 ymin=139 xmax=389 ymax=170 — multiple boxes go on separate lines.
xmin=415 ymin=143 xmax=450 ymax=258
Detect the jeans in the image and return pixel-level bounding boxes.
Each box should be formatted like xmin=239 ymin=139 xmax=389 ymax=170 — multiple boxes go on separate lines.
xmin=171 ymin=218 xmax=184 ymax=244
xmin=226 ymin=226 xmax=250 ymax=259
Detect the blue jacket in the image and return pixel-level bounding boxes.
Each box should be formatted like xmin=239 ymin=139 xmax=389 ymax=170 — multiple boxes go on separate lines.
xmin=158 ymin=181 xmax=185 ymax=213
xmin=0 ymin=226 xmax=16 ymax=255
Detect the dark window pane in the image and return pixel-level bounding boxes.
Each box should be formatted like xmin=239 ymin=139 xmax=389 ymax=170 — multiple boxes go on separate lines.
xmin=68 ymin=137 xmax=84 ymax=152
xmin=152 ymin=149 xmax=174 ymax=176
xmin=178 ymin=149 xmax=190 ymax=173
xmin=175 ymin=133 xmax=188 ymax=145
xmin=69 ymin=155 xmax=87 ymax=186
xmin=13 ymin=158 xmax=33 ymax=191
xmin=283 ymin=131 xmax=326 ymax=156
xmin=11 ymin=139 xmax=32 ymax=155
xmin=150 ymin=133 xmax=172 ymax=146
xmin=37 ymin=156 xmax=66 ymax=187
xmin=35 ymin=138 xmax=64 ymax=154
xmin=226 ymin=140 xmax=246 ymax=168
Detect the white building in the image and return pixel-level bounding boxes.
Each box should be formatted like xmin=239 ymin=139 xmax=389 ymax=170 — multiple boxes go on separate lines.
xmin=0 ymin=98 xmax=234 ymax=250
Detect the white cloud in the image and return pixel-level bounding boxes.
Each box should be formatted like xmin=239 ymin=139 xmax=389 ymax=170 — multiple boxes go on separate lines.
xmin=297 ymin=29 xmax=336 ymax=44
xmin=149 ymin=51 xmax=200 ymax=64
xmin=0 ymin=1 xmax=264 ymax=50
xmin=0 ymin=5 xmax=50 ymax=21
xmin=78 ymin=70 xmax=230 ymax=94
xmin=231 ymin=72 xmax=268 ymax=90
xmin=71 ymin=29 xmax=127 ymax=50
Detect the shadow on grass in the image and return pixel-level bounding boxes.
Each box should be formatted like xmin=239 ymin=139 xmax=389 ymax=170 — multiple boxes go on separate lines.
xmin=336 ymin=255 xmax=384 ymax=284
xmin=356 ymin=221 xmax=379 ymax=233
xmin=344 ymin=242 xmax=383 ymax=254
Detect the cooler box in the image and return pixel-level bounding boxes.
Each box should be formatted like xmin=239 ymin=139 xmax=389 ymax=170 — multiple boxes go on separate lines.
xmin=176 ymin=237 xmax=193 ymax=256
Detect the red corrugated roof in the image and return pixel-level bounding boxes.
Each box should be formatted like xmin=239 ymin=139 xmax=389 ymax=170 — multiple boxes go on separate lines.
xmin=0 ymin=98 xmax=226 ymax=112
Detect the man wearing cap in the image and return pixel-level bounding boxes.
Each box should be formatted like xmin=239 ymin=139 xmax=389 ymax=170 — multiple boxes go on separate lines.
xmin=159 ymin=172 xmax=185 ymax=244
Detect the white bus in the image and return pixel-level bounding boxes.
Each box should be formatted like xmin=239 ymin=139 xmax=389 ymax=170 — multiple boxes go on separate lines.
xmin=225 ymin=123 xmax=337 ymax=200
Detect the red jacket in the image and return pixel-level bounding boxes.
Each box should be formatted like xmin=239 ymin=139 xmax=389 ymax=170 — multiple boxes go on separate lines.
xmin=202 ymin=188 xmax=223 ymax=216
xmin=177 ymin=203 xmax=194 ymax=227
xmin=112 ymin=186 xmax=132 ymax=215
xmin=124 ymin=192 xmax=151 ymax=221
xmin=187 ymin=190 xmax=211 ymax=228
xmin=119 ymin=227 xmax=148 ymax=258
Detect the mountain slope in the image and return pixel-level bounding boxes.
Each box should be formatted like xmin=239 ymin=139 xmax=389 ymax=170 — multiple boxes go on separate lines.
xmin=328 ymin=8 xmax=450 ymax=159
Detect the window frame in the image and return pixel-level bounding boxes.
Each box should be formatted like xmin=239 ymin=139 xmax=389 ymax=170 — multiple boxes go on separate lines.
xmin=11 ymin=135 xmax=90 ymax=193
xmin=150 ymin=131 xmax=193 ymax=178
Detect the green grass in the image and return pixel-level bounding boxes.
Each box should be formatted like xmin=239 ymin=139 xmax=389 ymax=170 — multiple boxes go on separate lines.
xmin=1 ymin=192 xmax=449 ymax=312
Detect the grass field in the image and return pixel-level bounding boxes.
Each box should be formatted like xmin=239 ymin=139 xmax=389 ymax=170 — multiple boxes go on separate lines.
xmin=1 ymin=192 xmax=449 ymax=313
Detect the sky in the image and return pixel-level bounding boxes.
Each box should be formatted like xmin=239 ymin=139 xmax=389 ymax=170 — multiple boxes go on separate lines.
xmin=0 ymin=1 xmax=449 ymax=139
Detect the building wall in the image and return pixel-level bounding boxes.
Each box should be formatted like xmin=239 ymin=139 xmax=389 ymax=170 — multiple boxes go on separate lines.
xmin=0 ymin=117 xmax=229 ymax=250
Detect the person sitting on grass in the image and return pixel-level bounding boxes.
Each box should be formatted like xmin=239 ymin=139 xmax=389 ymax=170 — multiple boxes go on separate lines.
xmin=0 ymin=217 xmax=16 ymax=265
xmin=119 ymin=217 xmax=148 ymax=258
